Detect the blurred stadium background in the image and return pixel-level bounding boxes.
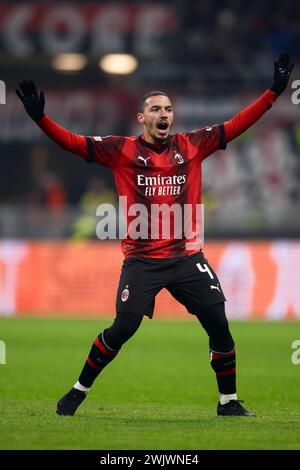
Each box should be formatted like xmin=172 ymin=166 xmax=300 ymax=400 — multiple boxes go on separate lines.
xmin=0 ymin=0 xmax=300 ymax=321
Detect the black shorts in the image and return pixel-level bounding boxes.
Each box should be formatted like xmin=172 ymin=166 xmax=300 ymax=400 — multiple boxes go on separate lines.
xmin=116 ymin=251 xmax=226 ymax=318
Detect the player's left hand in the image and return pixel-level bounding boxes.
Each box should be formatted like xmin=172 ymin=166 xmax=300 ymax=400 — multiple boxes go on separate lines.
xmin=270 ymin=52 xmax=294 ymax=95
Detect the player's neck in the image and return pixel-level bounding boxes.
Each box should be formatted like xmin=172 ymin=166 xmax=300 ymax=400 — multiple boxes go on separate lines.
xmin=141 ymin=133 xmax=168 ymax=148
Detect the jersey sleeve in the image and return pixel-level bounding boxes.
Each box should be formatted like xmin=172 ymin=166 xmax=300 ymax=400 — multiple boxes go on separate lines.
xmin=36 ymin=115 xmax=124 ymax=168
xmin=85 ymin=135 xmax=125 ymax=168
xmin=36 ymin=115 xmax=89 ymax=158
xmin=185 ymin=124 xmax=227 ymax=161
xmin=223 ymin=89 xmax=278 ymax=143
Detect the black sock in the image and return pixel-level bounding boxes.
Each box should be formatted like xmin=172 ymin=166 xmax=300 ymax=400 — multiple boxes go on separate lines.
xmin=78 ymin=331 xmax=119 ymax=388
xmin=77 ymin=312 xmax=143 ymax=388
xmin=194 ymin=302 xmax=236 ymax=396
xmin=210 ymin=349 xmax=236 ymax=395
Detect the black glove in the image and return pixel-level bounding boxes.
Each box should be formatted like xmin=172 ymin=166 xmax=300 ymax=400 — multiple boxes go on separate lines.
xmin=16 ymin=80 xmax=45 ymax=121
xmin=270 ymin=52 xmax=294 ymax=95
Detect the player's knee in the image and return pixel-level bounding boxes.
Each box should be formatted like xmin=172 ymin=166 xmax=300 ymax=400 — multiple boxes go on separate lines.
xmin=209 ymin=331 xmax=235 ymax=354
xmin=103 ymin=311 xmax=143 ymax=350
xmin=198 ymin=302 xmax=234 ymax=352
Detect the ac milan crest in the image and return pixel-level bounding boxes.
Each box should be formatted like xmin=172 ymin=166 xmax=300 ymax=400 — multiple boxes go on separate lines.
xmin=121 ymin=287 xmax=129 ymax=302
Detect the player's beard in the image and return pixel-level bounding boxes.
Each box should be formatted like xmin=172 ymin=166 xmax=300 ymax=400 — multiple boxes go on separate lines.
xmin=152 ymin=133 xmax=169 ymax=144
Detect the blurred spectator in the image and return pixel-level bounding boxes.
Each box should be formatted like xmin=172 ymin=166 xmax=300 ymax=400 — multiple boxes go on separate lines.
xmin=30 ymin=172 xmax=67 ymax=214
xmin=72 ymin=176 xmax=117 ymax=240
xmin=28 ymin=171 xmax=67 ymax=238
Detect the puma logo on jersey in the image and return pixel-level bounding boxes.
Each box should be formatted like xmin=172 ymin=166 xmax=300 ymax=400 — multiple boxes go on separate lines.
xmin=210 ymin=284 xmax=221 ymax=293
xmin=206 ymin=127 xmax=212 ymax=131
xmin=138 ymin=156 xmax=150 ymax=166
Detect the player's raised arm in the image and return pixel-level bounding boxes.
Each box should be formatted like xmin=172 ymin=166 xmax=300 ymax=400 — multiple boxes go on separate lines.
xmin=224 ymin=53 xmax=294 ymax=143
xmin=16 ymin=80 xmax=89 ymax=158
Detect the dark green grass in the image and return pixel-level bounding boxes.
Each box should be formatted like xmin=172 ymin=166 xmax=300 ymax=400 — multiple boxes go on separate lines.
xmin=0 ymin=317 xmax=299 ymax=450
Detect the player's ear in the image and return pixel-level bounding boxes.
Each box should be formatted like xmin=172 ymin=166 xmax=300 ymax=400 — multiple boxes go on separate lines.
xmin=137 ymin=112 xmax=144 ymax=124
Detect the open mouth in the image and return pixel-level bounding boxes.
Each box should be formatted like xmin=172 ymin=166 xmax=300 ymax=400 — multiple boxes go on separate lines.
xmin=156 ymin=121 xmax=169 ymax=130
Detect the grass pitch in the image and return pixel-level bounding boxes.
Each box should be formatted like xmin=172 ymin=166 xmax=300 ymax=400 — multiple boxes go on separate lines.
xmin=0 ymin=317 xmax=299 ymax=450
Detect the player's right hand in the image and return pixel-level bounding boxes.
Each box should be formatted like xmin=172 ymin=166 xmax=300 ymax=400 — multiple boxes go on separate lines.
xmin=16 ymin=80 xmax=45 ymax=121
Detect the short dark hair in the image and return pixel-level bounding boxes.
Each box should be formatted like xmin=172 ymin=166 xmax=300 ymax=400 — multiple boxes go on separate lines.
xmin=139 ymin=90 xmax=170 ymax=112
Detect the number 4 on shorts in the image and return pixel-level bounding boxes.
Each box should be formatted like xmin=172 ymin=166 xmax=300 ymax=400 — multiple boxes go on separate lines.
xmin=196 ymin=262 xmax=214 ymax=279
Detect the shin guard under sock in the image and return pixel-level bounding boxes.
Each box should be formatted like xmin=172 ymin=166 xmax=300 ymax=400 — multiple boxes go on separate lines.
xmin=210 ymin=349 xmax=236 ymax=395
xmin=78 ymin=331 xmax=119 ymax=388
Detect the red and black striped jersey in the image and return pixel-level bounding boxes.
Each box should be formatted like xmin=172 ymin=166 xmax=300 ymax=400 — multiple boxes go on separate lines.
xmin=85 ymin=126 xmax=226 ymax=258
xmin=37 ymin=89 xmax=278 ymax=258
